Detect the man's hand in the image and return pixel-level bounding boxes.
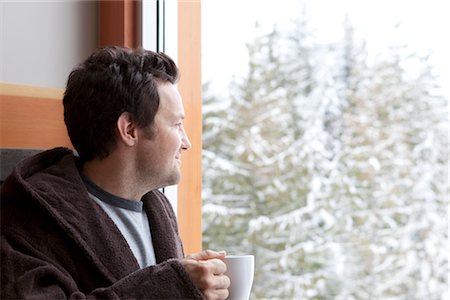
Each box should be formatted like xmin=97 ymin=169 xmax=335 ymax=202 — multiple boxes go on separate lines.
xmin=182 ymin=250 xmax=230 ymax=300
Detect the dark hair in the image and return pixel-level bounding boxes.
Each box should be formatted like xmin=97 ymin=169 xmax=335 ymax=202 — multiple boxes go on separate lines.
xmin=63 ymin=46 xmax=179 ymax=161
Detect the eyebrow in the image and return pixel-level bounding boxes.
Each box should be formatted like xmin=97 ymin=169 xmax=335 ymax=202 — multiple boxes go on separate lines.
xmin=171 ymin=113 xmax=185 ymax=122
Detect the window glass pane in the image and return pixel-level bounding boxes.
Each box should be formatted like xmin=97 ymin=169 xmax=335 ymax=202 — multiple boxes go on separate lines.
xmin=202 ymin=0 xmax=448 ymax=299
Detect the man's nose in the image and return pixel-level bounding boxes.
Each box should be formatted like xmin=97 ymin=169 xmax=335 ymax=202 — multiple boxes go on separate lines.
xmin=181 ymin=127 xmax=192 ymax=150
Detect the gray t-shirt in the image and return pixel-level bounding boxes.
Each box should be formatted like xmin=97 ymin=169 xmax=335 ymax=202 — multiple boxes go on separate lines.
xmin=81 ymin=174 xmax=156 ymax=268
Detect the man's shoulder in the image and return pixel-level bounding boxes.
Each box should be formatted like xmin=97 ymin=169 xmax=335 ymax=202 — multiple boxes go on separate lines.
xmin=142 ymin=189 xmax=177 ymax=220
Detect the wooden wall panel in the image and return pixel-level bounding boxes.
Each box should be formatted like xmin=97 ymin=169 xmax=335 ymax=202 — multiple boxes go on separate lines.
xmin=0 ymin=83 xmax=72 ymax=149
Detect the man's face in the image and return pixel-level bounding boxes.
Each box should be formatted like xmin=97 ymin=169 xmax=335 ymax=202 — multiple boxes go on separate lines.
xmin=135 ymin=82 xmax=191 ymax=189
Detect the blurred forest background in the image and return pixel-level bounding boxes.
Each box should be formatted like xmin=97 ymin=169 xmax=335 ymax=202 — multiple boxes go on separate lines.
xmin=201 ymin=2 xmax=448 ymax=299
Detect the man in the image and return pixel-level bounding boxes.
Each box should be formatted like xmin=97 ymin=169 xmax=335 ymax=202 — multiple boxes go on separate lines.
xmin=1 ymin=46 xmax=230 ymax=299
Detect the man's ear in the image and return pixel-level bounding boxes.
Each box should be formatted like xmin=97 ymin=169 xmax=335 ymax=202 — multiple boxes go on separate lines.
xmin=117 ymin=112 xmax=137 ymax=146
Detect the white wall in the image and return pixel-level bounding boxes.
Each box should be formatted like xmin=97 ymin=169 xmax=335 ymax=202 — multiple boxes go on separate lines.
xmin=0 ymin=1 xmax=98 ymax=89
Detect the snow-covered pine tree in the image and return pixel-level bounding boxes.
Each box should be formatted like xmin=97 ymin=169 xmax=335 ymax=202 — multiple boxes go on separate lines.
xmin=330 ymin=23 xmax=448 ymax=299
xmin=203 ymin=18 xmax=339 ymax=298
xmin=202 ymin=10 xmax=448 ymax=300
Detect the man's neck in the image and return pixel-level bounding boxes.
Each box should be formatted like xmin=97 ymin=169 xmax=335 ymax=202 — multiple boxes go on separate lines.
xmin=82 ymin=154 xmax=145 ymax=201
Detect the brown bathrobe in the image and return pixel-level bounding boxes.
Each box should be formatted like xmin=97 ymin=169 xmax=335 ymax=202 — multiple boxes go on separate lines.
xmin=1 ymin=147 xmax=203 ymax=299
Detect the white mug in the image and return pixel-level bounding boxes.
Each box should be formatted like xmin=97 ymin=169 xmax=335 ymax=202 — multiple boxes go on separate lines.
xmin=224 ymin=255 xmax=254 ymax=300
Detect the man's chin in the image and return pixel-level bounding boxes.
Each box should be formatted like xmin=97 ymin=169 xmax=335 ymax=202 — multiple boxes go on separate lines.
xmin=165 ymin=172 xmax=181 ymax=187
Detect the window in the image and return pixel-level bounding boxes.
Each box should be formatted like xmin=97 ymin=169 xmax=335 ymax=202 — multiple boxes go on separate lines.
xmin=202 ymin=0 xmax=448 ymax=299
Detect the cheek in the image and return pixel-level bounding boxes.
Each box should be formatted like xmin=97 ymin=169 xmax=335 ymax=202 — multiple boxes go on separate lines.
xmin=160 ymin=131 xmax=182 ymax=153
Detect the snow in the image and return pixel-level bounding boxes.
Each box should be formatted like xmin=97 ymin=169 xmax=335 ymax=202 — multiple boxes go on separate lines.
xmin=201 ymin=1 xmax=449 ymax=299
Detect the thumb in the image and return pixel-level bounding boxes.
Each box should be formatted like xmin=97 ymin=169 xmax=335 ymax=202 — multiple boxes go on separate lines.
xmin=187 ymin=249 xmax=227 ymax=261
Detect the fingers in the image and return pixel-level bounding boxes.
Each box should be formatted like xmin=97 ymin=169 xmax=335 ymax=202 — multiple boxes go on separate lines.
xmin=214 ymin=274 xmax=230 ymax=289
xmin=204 ymin=287 xmax=229 ymax=300
xmin=209 ymin=258 xmax=227 ymax=275
xmin=182 ymin=255 xmax=230 ymax=300
xmin=187 ymin=249 xmax=226 ymax=261
xmin=184 ymin=258 xmax=230 ymax=288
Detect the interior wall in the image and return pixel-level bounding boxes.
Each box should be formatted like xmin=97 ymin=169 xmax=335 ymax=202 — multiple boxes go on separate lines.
xmin=0 ymin=1 xmax=98 ymax=89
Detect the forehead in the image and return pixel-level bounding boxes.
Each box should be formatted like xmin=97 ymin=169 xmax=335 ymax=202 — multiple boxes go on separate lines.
xmin=156 ymin=82 xmax=184 ymax=118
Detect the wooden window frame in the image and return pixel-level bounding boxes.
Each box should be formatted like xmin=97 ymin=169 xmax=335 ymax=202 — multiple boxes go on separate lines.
xmin=176 ymin=0 xmax=202 ymax=255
